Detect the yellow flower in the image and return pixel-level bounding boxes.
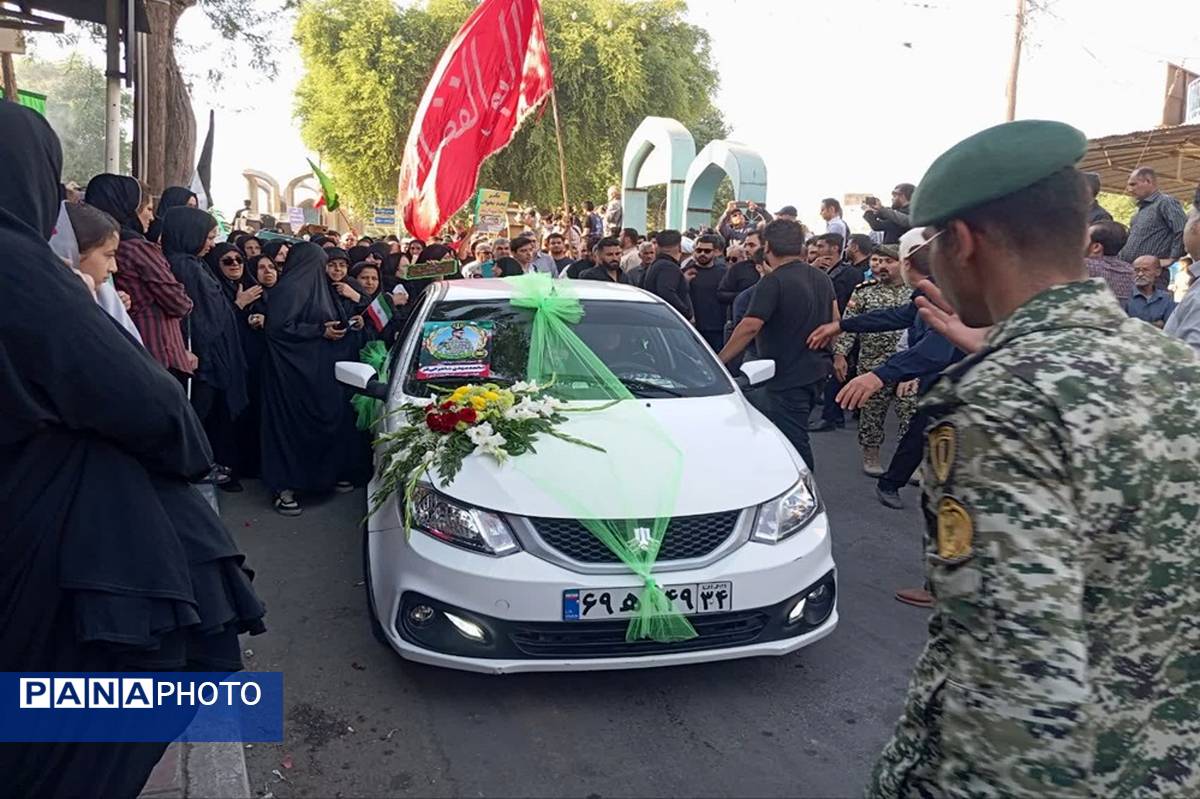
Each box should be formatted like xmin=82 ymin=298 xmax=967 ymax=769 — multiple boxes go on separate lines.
xmin=471 ymin=396 xmax=488 ymax=411
xmin=483 ymin=390 xmax=501 ymax=403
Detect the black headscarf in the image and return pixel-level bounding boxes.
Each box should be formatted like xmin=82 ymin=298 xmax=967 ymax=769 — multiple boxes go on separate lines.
xmin=0 ymin=104 xmax=264 ymax=795
xmin=350 ymin=261 xmax=383 ymax=300
xmin=347 ymin=244 xmax=369 ymax=264
xmin=0 ymin=103 xmax=62 ymax=240
xmin=368 ymin=242 xmax=390 ymax=263
xmin=161 ymin=207 xmax=248 ymax=417
xmin=85 ymin=174 xmax=146 ymax=241
xmin=493 ymin=256 xmax=525 ymax=277
xmin=205 ymin=242 xmax=257 ymax=306
xmin=268 ymin=242 xmax=336 ymax=333
xmin=239 ymin=235 xmax=263 ymax=256
xmin=417 ymin=243 xmax=453 ymax=263
xmin=147 ymin=186 xmax=197 ymax=242
xmin=263 ymin=239 xmax=289 ymax=264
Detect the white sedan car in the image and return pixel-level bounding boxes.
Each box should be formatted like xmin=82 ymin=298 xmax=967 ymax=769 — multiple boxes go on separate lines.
xmin=336 ymin=279 xmax=836 ymax=673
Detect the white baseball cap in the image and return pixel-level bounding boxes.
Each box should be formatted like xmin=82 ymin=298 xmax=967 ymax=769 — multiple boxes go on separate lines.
xmin=899 ymin=226 xmax=930 ymax=262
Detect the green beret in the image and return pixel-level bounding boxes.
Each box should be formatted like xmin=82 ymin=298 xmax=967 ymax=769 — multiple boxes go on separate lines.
xmin=910 ymin=120 xmax=1087 ymax=227
xmin=874 ymin=243 xmax=900 ymax=259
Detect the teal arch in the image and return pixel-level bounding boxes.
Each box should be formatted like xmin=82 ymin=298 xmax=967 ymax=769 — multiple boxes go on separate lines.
xmin=682 ymin=140 xmax=768 ymax=231
xmin=621 ymin=117 xmax=695 ymax=233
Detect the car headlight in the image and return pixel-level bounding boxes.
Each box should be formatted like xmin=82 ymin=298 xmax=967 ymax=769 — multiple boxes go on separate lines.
xmin=751 ymin=474 xmax=820 ymax=543
xmin=409 ymin=486 xmax=520 ymax=556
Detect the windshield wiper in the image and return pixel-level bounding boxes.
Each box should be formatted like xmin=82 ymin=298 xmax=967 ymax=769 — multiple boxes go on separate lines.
xmin=617 ymin=377 xmax=684 ymax=397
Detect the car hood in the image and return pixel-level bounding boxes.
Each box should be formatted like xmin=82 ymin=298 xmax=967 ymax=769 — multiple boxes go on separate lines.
xmin=423 ymin=394 xmax=802 ymax=518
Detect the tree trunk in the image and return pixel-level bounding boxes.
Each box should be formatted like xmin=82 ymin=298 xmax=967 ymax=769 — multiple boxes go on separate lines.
xmin=143 ymin=0 xmax=196 ymax=195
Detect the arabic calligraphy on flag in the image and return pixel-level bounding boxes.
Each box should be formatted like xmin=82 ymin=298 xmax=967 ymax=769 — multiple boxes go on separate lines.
xmin=398 ymin=0 xmax=553 ymax=240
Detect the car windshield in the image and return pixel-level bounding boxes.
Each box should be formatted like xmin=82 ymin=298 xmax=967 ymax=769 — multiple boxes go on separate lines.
xmin=401 ymin=297 xmax=732 ymax=399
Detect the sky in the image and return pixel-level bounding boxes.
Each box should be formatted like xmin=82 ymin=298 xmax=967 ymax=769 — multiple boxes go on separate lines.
xmin=27 ymin=0 xmax=1200 ymax=229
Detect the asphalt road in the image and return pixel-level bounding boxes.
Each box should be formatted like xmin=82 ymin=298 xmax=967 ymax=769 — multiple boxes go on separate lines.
xmin=227 ymin=423 xmax=930 ymax=799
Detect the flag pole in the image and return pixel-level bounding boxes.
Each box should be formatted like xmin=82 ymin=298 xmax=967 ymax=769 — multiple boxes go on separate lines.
xmin=549 ymin=88 xmax=569 ymax=214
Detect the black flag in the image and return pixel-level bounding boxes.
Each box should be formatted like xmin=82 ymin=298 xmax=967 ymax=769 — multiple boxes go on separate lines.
xmin=190 ymin=109 xmax=214 ymax=210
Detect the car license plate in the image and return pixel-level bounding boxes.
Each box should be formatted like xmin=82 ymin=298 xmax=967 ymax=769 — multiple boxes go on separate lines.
xmin=562 ymin=582 xmax=732 ymax=621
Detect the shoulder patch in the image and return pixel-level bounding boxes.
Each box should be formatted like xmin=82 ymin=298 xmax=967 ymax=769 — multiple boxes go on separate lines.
xmin=936 ymin=497 xmax=973 ymax=561
xmin=927 ymin=422 xmax=957 ymax=484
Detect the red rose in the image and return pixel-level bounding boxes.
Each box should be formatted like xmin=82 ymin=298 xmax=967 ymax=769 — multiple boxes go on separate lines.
xmin=425 ymin=410 xmax=456 ymax=433
xmin=455 ymin=406 xmax=478 ymax=425
xmin=439 ymin=400 xmax=455 ymax=411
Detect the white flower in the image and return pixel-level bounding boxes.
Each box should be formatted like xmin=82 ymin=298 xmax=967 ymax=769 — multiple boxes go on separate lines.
xmin=510 ymin=380 xmax=538 ymax=394
xmin=527 ymin=396 xmax=564 ymax=417
xmin=466 ymin=422 xmax=508 ymax=459
xmin=503 ymin=397 xmax=541 ymax=421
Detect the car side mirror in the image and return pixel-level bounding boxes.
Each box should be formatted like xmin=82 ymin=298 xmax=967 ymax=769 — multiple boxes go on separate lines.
xmin=335 ymin=360 xmax=388 ymax=400
xmin=736 ymin=359 xmax=775 ymax=388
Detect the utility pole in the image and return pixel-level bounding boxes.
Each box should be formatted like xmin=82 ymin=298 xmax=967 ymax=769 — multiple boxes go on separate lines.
xmin=1005 ymin=0 xmax=1026 ymax=121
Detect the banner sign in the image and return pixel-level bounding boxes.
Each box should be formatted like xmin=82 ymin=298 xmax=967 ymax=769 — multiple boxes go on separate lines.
xmin=417 ymin=321 xmax=494 ymax=380
xmin=373 ymin=206 xmax=397 ymax=226
xmin=3 ymin=672 xmax=284 ymax=743
xmin=407 ymin=258 xmax=460 ymax=280
xmin=287 ymin=206 xmax=305 ymax=231
xmin=473 ymin=189 xmax=510 ymax=234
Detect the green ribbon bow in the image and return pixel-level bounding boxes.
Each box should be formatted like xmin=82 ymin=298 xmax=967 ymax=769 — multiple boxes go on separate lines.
xmin=504 ymin=273 xmax=696 ymax=643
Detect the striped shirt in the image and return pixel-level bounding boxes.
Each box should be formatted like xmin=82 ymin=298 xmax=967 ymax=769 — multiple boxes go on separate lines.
xmin=112 ymin=237 xmax=194 ymax=373
xmin=1085 ymin=256 xmax=1136 ymax=304
xmin=1118 ymin=191 xmax=1187 ymax=265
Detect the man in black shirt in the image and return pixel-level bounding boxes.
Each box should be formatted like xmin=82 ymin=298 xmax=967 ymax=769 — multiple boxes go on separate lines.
xmin=685 ymin=233 xmax=728 ymax=350
xmin=580 ymin=237 xmax=628 ymax=283
xmin=563 ymin=243 xmax=596 ymax=279
xmin=719 ymin=219 xmax=836 ymax=469
xmin=547 ymin=231 xmax=574 ymax=273
xmin=717 ymin=228 xmax=763 ymax=316
xmin=810 ymin=232 xmax=871 ymax=432
xmin=643 ymin=229 xmax=693 ymax=319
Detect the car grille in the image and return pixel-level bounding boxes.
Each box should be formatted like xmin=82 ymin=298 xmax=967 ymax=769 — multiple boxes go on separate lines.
xmin=507 ymin=610 xmax=769 ymax=658
xmin=527 ymin=511 xmax=742 ymax=563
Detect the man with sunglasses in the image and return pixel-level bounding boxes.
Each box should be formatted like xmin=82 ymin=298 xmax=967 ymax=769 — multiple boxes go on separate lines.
xmin=684 ymin=233 xmax=729 ymax=351
xmin=865 ymin=121 xmax=1200 ymax=799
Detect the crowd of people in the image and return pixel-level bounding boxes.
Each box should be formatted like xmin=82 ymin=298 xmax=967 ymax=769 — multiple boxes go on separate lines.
xmin=45 ymin=152 xmax=1200 ymax=526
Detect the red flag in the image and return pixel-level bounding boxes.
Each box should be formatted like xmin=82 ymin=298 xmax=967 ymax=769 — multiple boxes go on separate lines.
xmin=398 ymin=0 xmax=553 ymax=239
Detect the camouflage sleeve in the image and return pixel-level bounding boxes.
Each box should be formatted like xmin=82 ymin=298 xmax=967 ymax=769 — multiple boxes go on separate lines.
xmin=929 ymin=369 xmax=1092 ymax=797
xmin=834 ymin=293 xmax=860 ymax=357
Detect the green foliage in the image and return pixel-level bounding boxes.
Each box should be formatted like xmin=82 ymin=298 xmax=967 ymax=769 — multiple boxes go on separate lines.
xmin=1098 ymin=191 xmax=1137 ymax=227
xmin=14 ymin=54 xmax=132 ymax=184
xmin=293 ymin=0 xmax=725 ymax=220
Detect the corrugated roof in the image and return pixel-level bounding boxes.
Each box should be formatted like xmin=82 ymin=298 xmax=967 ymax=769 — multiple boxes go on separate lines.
xmin=1080 ymin=123 xmax=1200 ymax=202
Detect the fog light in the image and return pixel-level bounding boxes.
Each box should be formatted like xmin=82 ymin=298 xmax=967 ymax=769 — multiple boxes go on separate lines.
xmin=787 ymin=597 xmax=807 ymax=623
xmin=807 ymin=584 xmax=830 ymax=602
xmin=408 ymin=604 xmax=435 ymax=625
xmin=444 ymin=611 xmax=486 ymax=641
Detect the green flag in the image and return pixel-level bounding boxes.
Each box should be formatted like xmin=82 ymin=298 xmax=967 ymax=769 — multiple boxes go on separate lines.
xmin=307 ymin=158 xmax=340 ymax=212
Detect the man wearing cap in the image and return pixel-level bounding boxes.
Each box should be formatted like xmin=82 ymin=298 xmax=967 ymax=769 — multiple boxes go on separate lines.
xmin=867 ymin=121 xmax=1200 ymax=798
xmin=775 ymin=205 xmax=799 ymax=222
xmin=831 ymin=243 xmax=913 ymax=475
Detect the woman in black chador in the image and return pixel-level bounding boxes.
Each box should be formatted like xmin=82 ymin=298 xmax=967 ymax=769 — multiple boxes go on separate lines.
xmin=0 ymin=103 xmax=265 ymax=798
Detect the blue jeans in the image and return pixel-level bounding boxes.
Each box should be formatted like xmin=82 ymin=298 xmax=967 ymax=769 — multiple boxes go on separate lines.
xmin=766 ymin=379 xmax=825 ymax=471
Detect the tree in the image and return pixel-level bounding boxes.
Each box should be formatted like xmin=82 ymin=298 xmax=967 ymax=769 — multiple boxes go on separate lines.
xmin=293 ymin=0 xmax=726 ymax=220
xmin=14 ymin=54 xmax=131 ymax=183
xmin=1098 ymin=191 xmax=1137 ymax=227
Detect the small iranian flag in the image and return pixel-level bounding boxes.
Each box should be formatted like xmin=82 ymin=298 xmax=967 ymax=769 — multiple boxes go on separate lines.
xmin=365 ymin=294 xmax=393 ymax=332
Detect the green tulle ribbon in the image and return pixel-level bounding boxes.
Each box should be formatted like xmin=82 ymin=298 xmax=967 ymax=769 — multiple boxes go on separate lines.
xmin=504 ymin=273 xmax=696 ymax=643
xmin=352 ymin=340 xmax=389 ymax=431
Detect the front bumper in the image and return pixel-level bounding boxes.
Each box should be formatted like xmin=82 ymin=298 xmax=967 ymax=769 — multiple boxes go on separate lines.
xmin=367 ymin=499 xmax=837 ymax=673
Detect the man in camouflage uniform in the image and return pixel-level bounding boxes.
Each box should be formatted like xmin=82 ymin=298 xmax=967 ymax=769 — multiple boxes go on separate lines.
xmin=834 ymin=243 xmax=914 ymax=476
xmin=867 ymin=120 xmax=1200 ymax=798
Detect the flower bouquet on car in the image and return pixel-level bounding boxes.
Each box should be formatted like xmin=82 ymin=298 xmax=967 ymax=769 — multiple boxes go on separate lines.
xmin=371 ymin=380 xmax=606 ymax=530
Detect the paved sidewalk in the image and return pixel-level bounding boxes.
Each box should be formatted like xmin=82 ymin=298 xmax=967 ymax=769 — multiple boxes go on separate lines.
xmin=139 ymin=484 xmax=252 ymax=799
xmin=139 ymin=742 xmax=251 ymax=799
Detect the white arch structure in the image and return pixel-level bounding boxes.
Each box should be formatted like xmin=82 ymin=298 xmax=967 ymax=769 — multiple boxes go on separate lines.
xmin=682 ymin=140 xmax=768 ymax=231
xmin=621 ymin=117 xmax=695 ymax=233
